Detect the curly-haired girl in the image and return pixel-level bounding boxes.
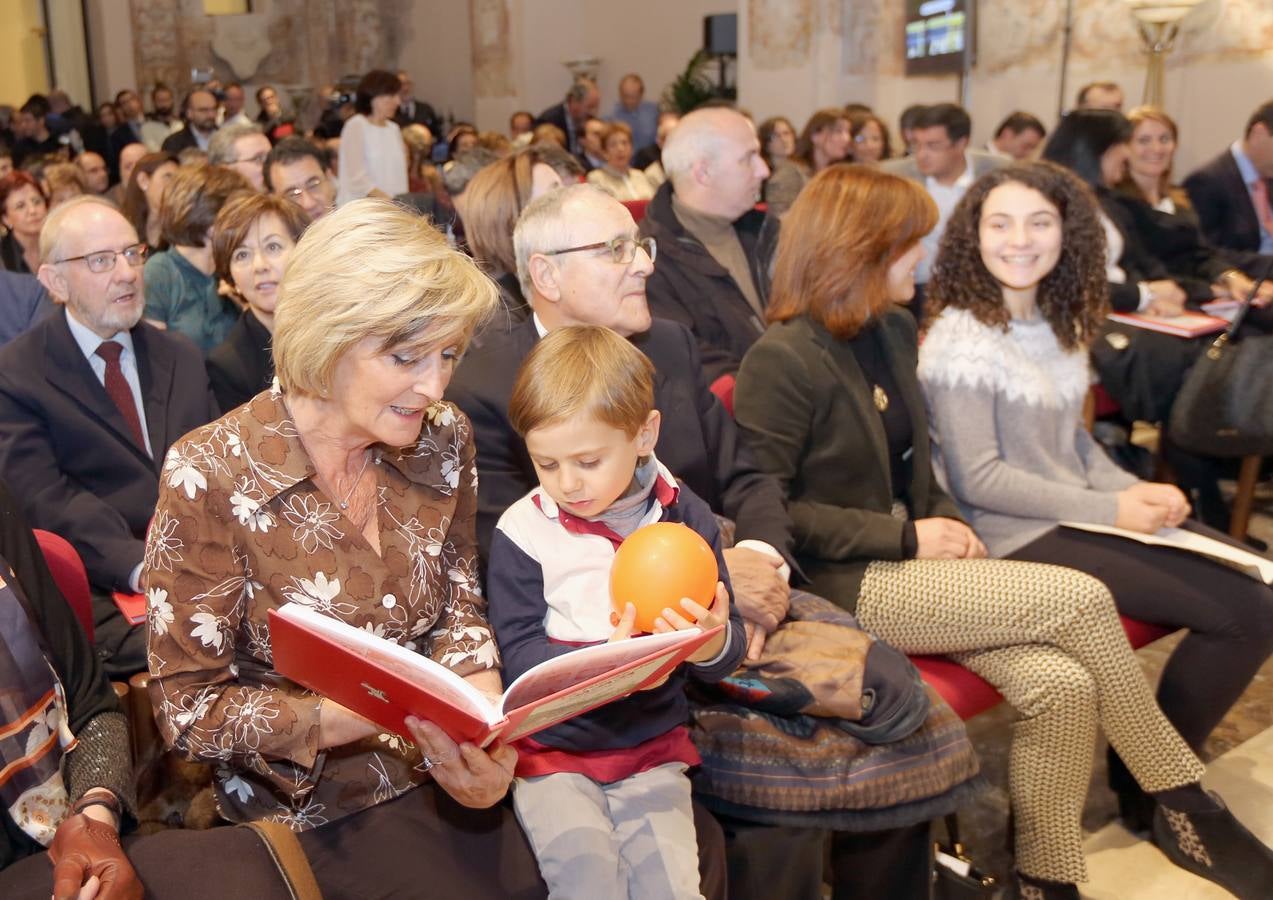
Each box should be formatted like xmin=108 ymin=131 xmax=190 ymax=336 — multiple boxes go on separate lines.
xmin=920 ymin=160 xmax=1273 ymax=899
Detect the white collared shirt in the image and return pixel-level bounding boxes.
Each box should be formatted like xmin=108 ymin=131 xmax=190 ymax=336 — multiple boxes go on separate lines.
xmin=1230 ymin=140 xmax=1273 ymax=254
xmin=63 ymin=308 xmax=153 ymax=457
xmin=918 ymin=153 xmax=977 ymax=283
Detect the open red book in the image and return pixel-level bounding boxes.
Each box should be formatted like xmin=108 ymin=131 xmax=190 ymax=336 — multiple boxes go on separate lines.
xmin=267 ymin=603 xmax=722 ymax=747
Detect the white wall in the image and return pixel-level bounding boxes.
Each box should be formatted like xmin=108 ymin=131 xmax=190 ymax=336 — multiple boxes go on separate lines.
xmin=404 ymin=0 xmax=476 ymax=127
xmin=86 ymin=0 xmax=137 ymax=104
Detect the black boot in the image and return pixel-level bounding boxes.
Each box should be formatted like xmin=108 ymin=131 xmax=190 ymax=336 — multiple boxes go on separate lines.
xmin=1013 ymin=872 xmax=1080 ymax=899
xmin=1107 ymin=746 xmax=1155 ymax=835
xmin=1153 ymin=791 xmax=1273 ymax=899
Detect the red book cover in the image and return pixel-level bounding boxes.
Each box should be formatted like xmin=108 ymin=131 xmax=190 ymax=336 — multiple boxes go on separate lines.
xmin=1106 ymin=311 xmax=1229 ymax=338
xmin=267 ymin=603 xmax=721 ymax=746
xmin=113 ymin=591 xmax=147 ymax=626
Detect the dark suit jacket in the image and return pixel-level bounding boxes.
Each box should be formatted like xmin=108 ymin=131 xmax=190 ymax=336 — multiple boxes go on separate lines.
xmin=159 ymin=126 xmax=200 ymax=156
xmin=394 ymin=99 xmax=440 ymax=137
xmin=1184 ymin=148 xmax=1268 ymax=257
xmin=107 ymin=122 xmax=145 ymax=173
xmin=0 ymin=309 xmax=218 ymax=591
xmin=640 ymin=181 xmax=778 ymax=386
xmin=534 ymin=102 xmax=579 ymax=157
xmin=446 ymin=316 xmax=796 ymax=569
xmin=206 ymin=310 xmax=273 ymax=414
xmin=733 ymin=309 xmax=963 ymax=611
xmin=1099 ymin=190 xmax=1171 ymax=312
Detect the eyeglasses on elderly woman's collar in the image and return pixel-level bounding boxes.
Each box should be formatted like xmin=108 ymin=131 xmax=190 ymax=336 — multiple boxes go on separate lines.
xmin=55 ymin=242 xmax=149 ymax=273
xmin=541 ymin=236 xmax=656 ymax=265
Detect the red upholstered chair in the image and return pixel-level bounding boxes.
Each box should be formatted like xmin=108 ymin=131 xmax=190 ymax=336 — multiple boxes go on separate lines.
xmin=621 ymin=199 xmax=650 ymax=223
xmin=709 ymin=373 xmax=736 ymax=417
xmin=33 ymin=529 xmax=94 ymax=642
xmin=914 ymin=617 xmax=1172 ymax=720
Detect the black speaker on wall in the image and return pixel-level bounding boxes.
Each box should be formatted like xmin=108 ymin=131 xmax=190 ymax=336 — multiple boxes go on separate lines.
xmin=704 ymin=13 xmax=737 ymax=56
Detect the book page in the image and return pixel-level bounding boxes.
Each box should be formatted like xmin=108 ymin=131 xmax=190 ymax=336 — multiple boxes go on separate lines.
xmin=1059 ymin=522 xmax=1272 ymax=584
xmin=275 ymin=603 xmax=498 ymax=723
xmin=500 ymin=628 xmax=707 ymax=713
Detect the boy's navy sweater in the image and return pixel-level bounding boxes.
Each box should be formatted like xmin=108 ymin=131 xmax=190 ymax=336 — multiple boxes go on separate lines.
xmin=487 ymin=468 xmax=744 ymax=761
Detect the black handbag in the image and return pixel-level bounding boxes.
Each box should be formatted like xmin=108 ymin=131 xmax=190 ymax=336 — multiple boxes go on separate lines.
xmin=933 ymin=813 xmax=1001 ymax=899
xmin=1168 ymin=260 xmax=1273 ymax=457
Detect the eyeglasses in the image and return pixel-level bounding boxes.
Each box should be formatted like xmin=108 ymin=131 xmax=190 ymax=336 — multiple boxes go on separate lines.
xmin=542 ymin=236 xmax=656 ymax=265
xmin=282 ymin=175 xmax=329 ymax=203
xmin=234 ymin=152 xmax=269 ymax=166
xmin=56 ymin=242 xmax=148 ymax=273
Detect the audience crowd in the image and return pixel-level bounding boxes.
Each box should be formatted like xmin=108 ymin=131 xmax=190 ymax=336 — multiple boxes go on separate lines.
xmin=0 ymin=63 xmax=1271 ymax=900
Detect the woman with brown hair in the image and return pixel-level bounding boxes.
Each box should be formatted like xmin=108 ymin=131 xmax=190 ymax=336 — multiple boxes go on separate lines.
xmin=585 ymin=122 xmax=656 ymax=202
xmin=119 ymin=151 xmax=178 ymax=250
xmin=142 ymin=164 xmax=250 ymax=351
xmin=919 ymin=160 xmax=1273 ymax=899
xmin=762 ymin=108 xmax=851 ymax=215
xmin=848 ymin=110 xmax=891 ymax=163
xmin=733 ymin=163 xmax=1270 ymax=899
xmin=463 ymin=147 xmax=565 ymax=322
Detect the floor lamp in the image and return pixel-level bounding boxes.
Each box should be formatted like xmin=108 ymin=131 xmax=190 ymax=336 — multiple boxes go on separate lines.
xmin=1123 ymin=0 xmax=1204 ymax=106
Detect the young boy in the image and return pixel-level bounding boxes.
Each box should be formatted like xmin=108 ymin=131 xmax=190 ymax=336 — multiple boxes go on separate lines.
xmin=486 ymin=325 xmax=745 ymax=900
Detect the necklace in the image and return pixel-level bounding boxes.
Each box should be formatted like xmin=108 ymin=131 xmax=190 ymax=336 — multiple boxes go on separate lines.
xmin=338 ymin=451 xmax=373 ymax=510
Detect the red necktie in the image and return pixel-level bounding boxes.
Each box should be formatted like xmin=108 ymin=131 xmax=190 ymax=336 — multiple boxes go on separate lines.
xmin=1252 ymin=178 xmax=1273 ymax=238
xmin=95 ymin=341 xmax=146 ymax=449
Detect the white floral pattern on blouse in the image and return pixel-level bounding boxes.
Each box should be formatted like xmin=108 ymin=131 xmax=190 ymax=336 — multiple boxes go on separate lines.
xmin=144 ymin=387 xmax=498 ymax=829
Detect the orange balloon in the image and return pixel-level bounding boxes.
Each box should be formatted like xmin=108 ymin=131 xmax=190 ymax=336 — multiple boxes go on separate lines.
xmin=610 ymin=522 xmax=718 ymax=633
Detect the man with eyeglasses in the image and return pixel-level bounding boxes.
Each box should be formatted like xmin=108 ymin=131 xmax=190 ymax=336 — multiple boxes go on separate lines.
xmin=264 ymin=136 xmax=336 ymax=222
xmin=208 ymin=123 xmax=273 ymax=192
xmin=640 ymin=107 xmax=774 ymax=388
xmin=881 ymin=103 xmax=1002 ymax=317
xmin=0 ymin=197 xmax=217 ymax=676
xmin=160 ymin=89 xmax=220 ymax=155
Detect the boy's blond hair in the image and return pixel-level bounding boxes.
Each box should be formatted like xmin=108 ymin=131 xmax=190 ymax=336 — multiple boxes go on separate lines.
xmin=509 ymin=325 xmax=654 ymax=438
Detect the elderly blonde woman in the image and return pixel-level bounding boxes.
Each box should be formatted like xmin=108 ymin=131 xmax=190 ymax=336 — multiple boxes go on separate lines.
xmin=585 ymin=122 xmax=656 ymax=202
xmin=143 ymin=199 xmax=550 ymax=896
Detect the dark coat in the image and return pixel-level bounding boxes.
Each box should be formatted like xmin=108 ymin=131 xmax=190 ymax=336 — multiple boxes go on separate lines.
xmin=0 ymin=309 xmax=218 ymax=591
xmin=206 ymin=310 xmax=273 ymax=414
xmin=0 ymin=271 xmax=53 ymax=345
xmin=1184 ymin=148 xmax=1269 ymax=257
xmin=733 ymin=309 xmax=963 ymax=611
xmin=446 ymin=316 xmax=798 ymax=569
xmin=640 ymin=181 xmax=778 ymax=385
xmin=0 ymin=233 xmax=33 ymax=275
xmin=159 ymin=126 xmax=201 ymax=156
xmin=1099 ymin=189 xmax=1171 ymax=312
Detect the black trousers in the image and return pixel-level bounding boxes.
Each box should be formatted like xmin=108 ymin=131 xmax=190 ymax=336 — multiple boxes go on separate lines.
xmin=1008 ymin=524 xmax=1273 ymax=753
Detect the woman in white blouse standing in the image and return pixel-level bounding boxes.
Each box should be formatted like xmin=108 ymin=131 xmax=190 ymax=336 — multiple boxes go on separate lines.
xmin=337 ymin=70 xmax=409 ymax=205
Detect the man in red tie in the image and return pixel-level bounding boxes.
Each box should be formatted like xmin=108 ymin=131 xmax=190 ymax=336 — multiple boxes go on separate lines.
xmin=0 ymin=197 xmax=218 ymax=675
xmin=1185 ymin=98 xmax=1273 ymax=263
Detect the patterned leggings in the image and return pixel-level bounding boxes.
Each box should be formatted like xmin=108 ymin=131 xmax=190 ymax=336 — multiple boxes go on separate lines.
xmin=855 ymin=558 xmax=1207 ymax=883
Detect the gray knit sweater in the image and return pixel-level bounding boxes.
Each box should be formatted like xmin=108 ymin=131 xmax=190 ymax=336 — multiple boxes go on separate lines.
xmin=917 ymin=307 xmax=1138 ymax=556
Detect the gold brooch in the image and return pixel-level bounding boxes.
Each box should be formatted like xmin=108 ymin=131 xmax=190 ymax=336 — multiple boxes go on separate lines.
xmin=873 ymin=384 xmax=889 ymax=412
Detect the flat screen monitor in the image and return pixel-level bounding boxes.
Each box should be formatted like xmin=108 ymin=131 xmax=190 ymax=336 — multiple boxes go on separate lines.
xmin=704 ymin=13 xmax=737 ymax=56
xmin=905 ymin=0 xmax=973 ymax=76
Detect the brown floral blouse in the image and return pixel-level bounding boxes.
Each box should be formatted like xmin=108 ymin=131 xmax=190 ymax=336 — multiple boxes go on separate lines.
xmin=144 ymin=386 xmax=498 ymax=830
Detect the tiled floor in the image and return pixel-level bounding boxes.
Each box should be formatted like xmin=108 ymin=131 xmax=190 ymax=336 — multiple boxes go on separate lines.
xmin=957 ymin=477 xmax=1273 ymax=893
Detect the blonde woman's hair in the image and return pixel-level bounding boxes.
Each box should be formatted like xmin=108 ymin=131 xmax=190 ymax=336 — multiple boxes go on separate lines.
xmin=272 ymin=197 xmax=499 ymax=397
xmin=508 ymin=324 xmax=654 ymax=438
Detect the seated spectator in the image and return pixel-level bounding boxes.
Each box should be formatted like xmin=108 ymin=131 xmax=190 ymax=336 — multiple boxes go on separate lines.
xmin=76 ymin=151 xmax=110 ymax=195
xmin=402 ymin=123 xmax=435 ymax=182
xmin=585 ymin=122 xmax=656 ymax=202
xmin=0 ymin=196 xmax=217 ymax=674
xmin=464 ymin=147 xmax=565 ymax=323
xmin=106 ymin=142 xmax=147 ymax=207
xmin=108 ymin=90 xmax=147 ymax=173
xmin=142 ymin=165 xmax=250 ymax=351
xmin=447 ymin=123 xmax=479 ymax=159
xmin=0 ymin=479 xmax=139 ymax=886
xmin=441 ymin=147 xmax=501 ymax=251
xmin=120 ymin=151 xmax=178 ymax=249
xmin=159 ymin=90 xmax=219 ymax=156
xmin=254 ymin=84 xmax=296 ymax=144
xmin=264 ymin=136 xmax=337 ymax=222
xmin=337 ymin=69 xmax=409 ymax=205
xmin=764 ymin=108 xmax=851 ymax=216
xmin=848 ymin=109 xmax=891 ymax=163
xmin=1184 ymin=97 xmax=1273 ymax=259
xmin=531 ymin=122 xmax=567 ymax=150
xmin=510 ymin=109 xmax=534 ymax=141
xmin=633 ymin=111 xmax=680 ymax=171
xmin=148 ymin=82 xmax=178 ymax=126
xmin=205 ymin=192 xmax=308 ymax=411
xmin=757 ymin=116 xmax=796 ymax=176
xmin=0 ymin=172 xmax=48 ymax=274
xmin=218 ymin=82 xmax=251 ymax=129
xmin=611 ymin=73 xmax=660 ymax=152
xmin=535 ymin=77 xmax=600 ymax=161
xmin=733 ymin=162 xmax=1273 ymax=900
xmin=0 ymin=270 xmax=52 ymax=345
xmin=142 ymin=198 xmax=549 ymax=897
xmin=921 ymin=159 xmax=1273 ymax=851
xmin=1076 ymin=80 xmax=1124 ymax=111
xmin=96 ymin=101 xmax=119 ymax=135
xmin=11 ymin=97 xmax=64 ymax=168
xmin=882 ymin=103 xmax=1003 ymax=316
xmin=208 ymin=122 xmax=272 ymax=192
xmin=489 ymin=324 xmax=743 ymax=899
xmin=0 ymin=147 xmax=12 ymax=180
xmin=989 ymin=111 xmax=1047 ymax=160
xmin=641 ymin=107 xmax=773 ymax=386
xmin=580 ymin=116 xmax=607 ymax=171
xmin=897 ymin=103 xmax=927 ymax=155
xmin=43 ymin=162 xmax=86 ymax=207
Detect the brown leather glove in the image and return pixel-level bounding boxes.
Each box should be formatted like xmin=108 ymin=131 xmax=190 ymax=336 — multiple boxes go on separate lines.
xmin=48 ymin=813 xmax=143 ymax=900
